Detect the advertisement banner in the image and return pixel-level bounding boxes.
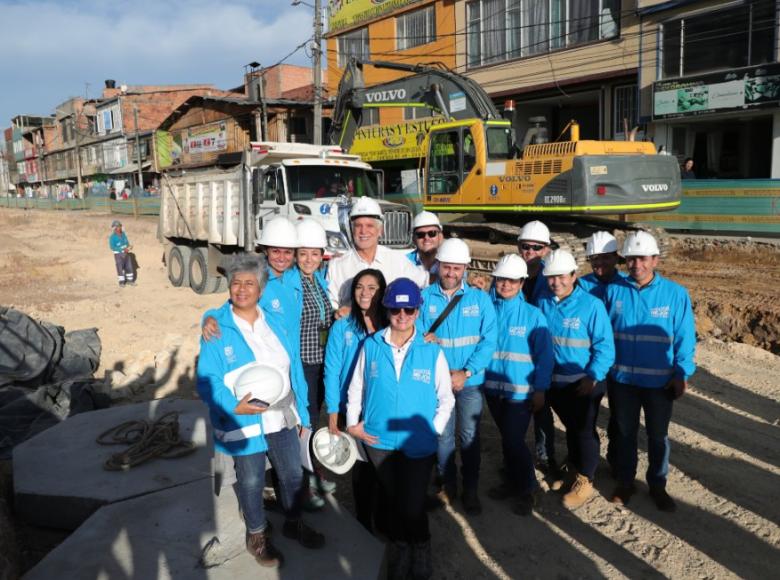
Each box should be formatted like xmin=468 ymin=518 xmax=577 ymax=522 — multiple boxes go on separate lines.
xmin=185 ymin=122 xmax=227 ymax=154
xmin=653 ymin=63 xmax=780 ymax=119
xmin=328 ymin=0 xmax=421 ymax=34
xmin=349 ymin=116 xmax=447 ymax=162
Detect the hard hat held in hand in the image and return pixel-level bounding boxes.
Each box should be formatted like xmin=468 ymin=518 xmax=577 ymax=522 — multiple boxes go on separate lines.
xmin=492 ymin=254 xmax=528 ymax=279
xmin=622 ymin=231 xmax=660 ymax=257
xmin=382 ymin=277 xmax=423 ymax=308
xmin=436 ymin=238 xmax=471 ymax=264
xmin=311 ymin=427 xmax=359 ymax=475
xmin=518 ymin=220 xmax=551 ymax=244
xmin=259 ymin=217 xmax=299 ymax=248
xmin=412 ymin=210 xmax=441 ymax=230
xmin=586 ymin=231 xmax=618 ymax=256
xmin=296 ymin=219 xmax=327 ymax=249
xmin=233 ymin=362 xmax=290 ymax=407
xmin=349 ymin=197 xmax=383 ymax=220
xmin=543 ymin=249 xmax=578 ymax=276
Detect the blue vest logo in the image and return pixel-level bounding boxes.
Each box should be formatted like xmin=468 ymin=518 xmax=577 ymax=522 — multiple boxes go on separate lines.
xmin=490 ymin=184 xmax=498 ymax=197
xmin=319 ymin=203 xmax=331 ymax=215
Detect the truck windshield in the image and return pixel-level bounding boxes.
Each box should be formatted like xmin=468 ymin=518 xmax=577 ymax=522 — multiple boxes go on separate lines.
xmin=486 ymin=127 xmax=513 ymax=160
xmin=285 ymin=166 xmax=379 ymax=201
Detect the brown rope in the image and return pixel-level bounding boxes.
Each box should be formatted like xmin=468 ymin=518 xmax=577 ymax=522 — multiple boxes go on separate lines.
xmin=96 ymin=411 xmax=196 ymax=471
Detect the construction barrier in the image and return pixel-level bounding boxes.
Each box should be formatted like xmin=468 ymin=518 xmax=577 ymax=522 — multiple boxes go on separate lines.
xmin=0 ymin=196 xmax=162 ymax=218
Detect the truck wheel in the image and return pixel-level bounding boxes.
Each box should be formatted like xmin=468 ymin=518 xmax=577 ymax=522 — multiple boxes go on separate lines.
xmin=189 ymin=247 xmax=221 ymax=294
xmin=168 ymin=245 xmax=191 ymax=287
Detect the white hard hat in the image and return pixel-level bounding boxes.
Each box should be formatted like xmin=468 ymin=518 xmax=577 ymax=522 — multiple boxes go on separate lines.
xmin=311 ymin=427 xmax=359 ymax=475
xmin=296 ymin=219 xmax=327 ymax=249
xmin=349 ymin=197 xmax=383 ymax=220
xmin=586 ymin=231 xmax=618 ymax=256
xmin=412 ymin=211 xmax=441 ymax=230
xmin=622 ymin=231 xmax=660 ymax=257
xmin=518 ymin=220 xmax=551 ymax=244
xmin=491 ymin=254 xmax=528 ymax=279
xmin=543 ymin=249 xmax=578 ymax=276
xmin=259 ymin=217 xmax=299 ymax=248
xmin=436 ymin=238 xmax=471 ymax=265
xmin=233 ymin=362 xmax=290 ymax=407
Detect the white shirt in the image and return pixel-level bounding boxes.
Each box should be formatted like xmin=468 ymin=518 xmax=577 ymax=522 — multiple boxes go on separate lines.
xmin=232 ymin=307 xmax=300 ymax=434
xmin=346 ymin=328 xmax=454 ymax=435
xmin=327 ymin=245 xmax=429 ymax=308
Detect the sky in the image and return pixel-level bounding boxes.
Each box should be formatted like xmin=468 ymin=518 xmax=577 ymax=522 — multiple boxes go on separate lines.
xmin=0 ymin=0 xmax=319 ymax=128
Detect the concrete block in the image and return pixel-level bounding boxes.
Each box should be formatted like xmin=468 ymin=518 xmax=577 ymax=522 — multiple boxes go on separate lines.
xmin=13 ymin=398 xmax=212 ymax=530
xmin=24 ymin=478 xmax=385 ymax=580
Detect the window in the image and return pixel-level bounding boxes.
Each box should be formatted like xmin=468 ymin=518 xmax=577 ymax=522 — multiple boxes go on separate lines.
xmin=362 ymin=108 xmax=379 ymax=125
xmin=467 ymin=0 xmax=619 ymax=67
xmin=397 ymin=5 xmax=436 ymax=50
xmin=486 ymin=126 xmax=514 ymax=160
xmin=338 ymin=27 xmax=369 ymax=68
xmin=102 ymin=110 xmax=113 ymax=133
xmin=403 ymin=106 xmax=438 ymax=120
xmin=613 ymin=85 xmax=637 ymax=138
xmin=428 ymin=130 xmax=462 ymax=194
xmin=661 ymin=0 xmax=775 ymax=79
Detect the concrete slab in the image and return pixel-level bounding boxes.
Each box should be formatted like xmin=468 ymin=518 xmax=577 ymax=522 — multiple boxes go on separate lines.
xmin=13 ymin=398 xmax=212 ymax=530
xmin=23 ymin=477 xmax=385 ymax=580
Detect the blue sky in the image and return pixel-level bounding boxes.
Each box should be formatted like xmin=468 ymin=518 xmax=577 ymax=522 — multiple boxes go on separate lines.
xmin=0 ymin=0 xmax=319 ymax=128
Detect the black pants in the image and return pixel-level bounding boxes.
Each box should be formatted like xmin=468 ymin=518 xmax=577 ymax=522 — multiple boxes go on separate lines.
xmin=365 ymin=446 xmax=434 ymax=543
xmin=303 ymin=363 xmax=325 ymax=429
xmin=548 ymin=381 xmax=606 ymax=480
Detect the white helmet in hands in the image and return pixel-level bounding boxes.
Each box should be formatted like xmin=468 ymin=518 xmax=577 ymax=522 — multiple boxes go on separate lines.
xmin=349 ymin=197 xmax=383 ymax=220
xmin=518 ymin=220 xmax=551 ymax=244
xmin=311 ymin=427 xmax=360 ymax=475
xmin=296 ymin=219 xmax=327 ymax=249
xmin=259 ymin=217 xmax=299 ymax=248
xmin=436 ymin=238 xmax=471 ymax=264
xmin=586 ymin=231 xmax=618 ymax=256
xmin=233 ymin=362 xmax=290 ymax=407
xmin=622 ymin=231 xmax=660 ymax=257
xmin=491 ymin=254 xmax=528 ymax=279
xmin=543 ymin=249 xmax=578 ymax=276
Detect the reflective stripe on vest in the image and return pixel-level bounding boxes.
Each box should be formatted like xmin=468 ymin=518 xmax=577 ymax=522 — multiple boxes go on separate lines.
xmin=439 ymin=335 xmax=481 ymax=348
xmin=553 ymin=336 xmax=591 ymax=348
xmin=613 ymin=364 xmax=674 ymax=377
xmin=214 ymin=423 xmax=262 ymax=443
xmin=615 ymin=332 xmax=673 ymax=344
xmin=485 ymin=380 xmax=531 ymax=394
xmin=492 ymin=351 xmax=533 ymax=363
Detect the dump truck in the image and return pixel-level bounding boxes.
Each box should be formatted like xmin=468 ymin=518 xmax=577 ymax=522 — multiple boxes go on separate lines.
xmin=158 ymin=141 xmax=413 ymax=294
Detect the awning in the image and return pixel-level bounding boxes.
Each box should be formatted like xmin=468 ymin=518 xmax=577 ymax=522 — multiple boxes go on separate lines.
xmin=109 ymin=161 xmax=152 ymax=175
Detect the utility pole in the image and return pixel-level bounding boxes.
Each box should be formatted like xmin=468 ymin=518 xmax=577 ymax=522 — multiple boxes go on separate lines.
xmin=313 ymin=0 xmax=323 ymax=145
xmin=74 ymin=114 xmax=83 ymax=198
xmin=133 ymin=105 xmax=144 ymax=191
xmin=258 ymin=73 xmax=268 ymax=140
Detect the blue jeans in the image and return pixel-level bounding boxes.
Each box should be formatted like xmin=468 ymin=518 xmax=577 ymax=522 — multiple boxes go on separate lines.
xmin=437 ymin=386 xmax=483 ymax=490
xmin=533 ymin=400 xmax=556 ymax=464
xmin=266 ymin=426 xmax=305 ymax=520
xmin=485 ymin=395 xmax=537 ymax=494
xmin=234 ymin=451 xmax=268 ymax=534
xmin=609 ymin=379 xmax=674 ymax=488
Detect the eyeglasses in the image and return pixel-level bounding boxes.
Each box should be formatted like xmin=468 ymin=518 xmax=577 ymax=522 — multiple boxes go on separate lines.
xmin=414 ymin=230 xmax=440 ymax=240
xmin=388 ymin=307 xmax=417 ymax=316
xmin=520 ymin=243 xmax=546 ymax=252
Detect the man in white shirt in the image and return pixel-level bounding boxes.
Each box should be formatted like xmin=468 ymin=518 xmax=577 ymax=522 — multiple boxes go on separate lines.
xmin=327 ymin=197 xmax=428 ymax=313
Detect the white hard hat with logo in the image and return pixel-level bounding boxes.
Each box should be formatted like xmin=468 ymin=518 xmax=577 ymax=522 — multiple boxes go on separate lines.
xmin=436 ymin=238 xmax=471 ymax=264
xmin=296 ymin=219 xmax=327 ymax=249
xmin=543 ymin=249 xmax=578 ymax=276
xmin=311 ymin=427 xmax=360 ymax=475
xmin=259 ymin=217 xmax=299 ymax=248
xmin=492 ymin=254 xmax=528 ymax=279
xmin=349 ymin=197 xmax=383 ymax=220
xmin=233 ymin=362 xmax=290 ymax=407
xmin=518 ymin=220 xmax=551 ymax=244
xmin=586 ymin=231 xmax=618 ymax=256
xmin=622 ymin=231 xmax=660 ymax=257
xmin=412 ymin=211 xmax=441 ymax=230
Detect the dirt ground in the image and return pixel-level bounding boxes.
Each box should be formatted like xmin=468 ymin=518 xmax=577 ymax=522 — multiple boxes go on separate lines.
xmin=1 ymin=208 xmax=778 ymax=578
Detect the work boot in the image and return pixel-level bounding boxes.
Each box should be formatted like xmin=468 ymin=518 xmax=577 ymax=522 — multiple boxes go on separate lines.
xmin=462 ymin=488 xmax=482 ymax=516
xmin=562 ymin=474 xmax=594 ymax=510
xmin=610 ymin=483 xmax=636 ymax=506
xmin=649 ymin=486 xmax=677 ymax=513
xmin=411 ymin=539 xmax=433 ymax=580
xmin=282 ymin=518 xmax=325 ymax=549
xmin=513 ymin=488 xmax=541 ymax=517
xmin=246 ymin=530 xmax=283 ymax=567
xmin=487 ymin=482 xmax=519 ymax=501
xmin=388 ymin=542 xmax=412 ymax=580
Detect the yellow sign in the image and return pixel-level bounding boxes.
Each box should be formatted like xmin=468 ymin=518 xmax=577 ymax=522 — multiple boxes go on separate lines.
xmin=328 ymin=0 xmax=421 ymax=33
xmin=350 ymin=116 xmax=446 ymax=162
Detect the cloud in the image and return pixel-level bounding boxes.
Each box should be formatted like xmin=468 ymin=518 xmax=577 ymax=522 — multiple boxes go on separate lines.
xmin=0 ymin=0 xmax=316 ymax=124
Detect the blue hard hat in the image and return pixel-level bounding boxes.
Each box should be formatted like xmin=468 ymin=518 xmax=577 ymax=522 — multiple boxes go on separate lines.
xmin=382 ymin=277 xmax=423 ymax=308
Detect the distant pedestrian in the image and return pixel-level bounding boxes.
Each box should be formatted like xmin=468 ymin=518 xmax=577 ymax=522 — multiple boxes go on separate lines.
xmin=109 ymin=220 xmax=135 ymax=287
xmin=680 ymin=158 xmax=696 ymax=179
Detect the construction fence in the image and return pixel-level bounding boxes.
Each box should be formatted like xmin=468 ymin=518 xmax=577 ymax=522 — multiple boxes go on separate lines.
xmin=0 ymin=196 xmax=161 ymax=217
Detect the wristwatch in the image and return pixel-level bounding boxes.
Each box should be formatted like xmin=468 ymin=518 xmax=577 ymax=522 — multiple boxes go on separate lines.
xmin=464 ymin=369 xmax=473 ymax=379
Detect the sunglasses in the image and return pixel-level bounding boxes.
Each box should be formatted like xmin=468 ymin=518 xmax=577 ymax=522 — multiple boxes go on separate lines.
xmin=414 ymin=230 xmax=440 ymax=239
xmin=388 ymin=307 xmax=417 ymax=316
xmin=520 ymin=243 xmax=546 ymax=251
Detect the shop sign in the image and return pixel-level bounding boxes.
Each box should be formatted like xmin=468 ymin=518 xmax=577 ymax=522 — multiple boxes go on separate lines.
xmin=350 ymin=116 xmax=447 ymax=162
xmin=653 ymin=63 xmax=780 ymax=119
xmin=185 ymin=122 xmax=227 ymax=154
xmin=328 ymin=0 xmax=421 ymax=34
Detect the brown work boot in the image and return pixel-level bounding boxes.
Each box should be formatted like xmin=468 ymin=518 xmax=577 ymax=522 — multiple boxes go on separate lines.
xmin=246 ymin=529 xmax=283 ymax=567
xmin=562 ymin=473 xmax=594 ymax=510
